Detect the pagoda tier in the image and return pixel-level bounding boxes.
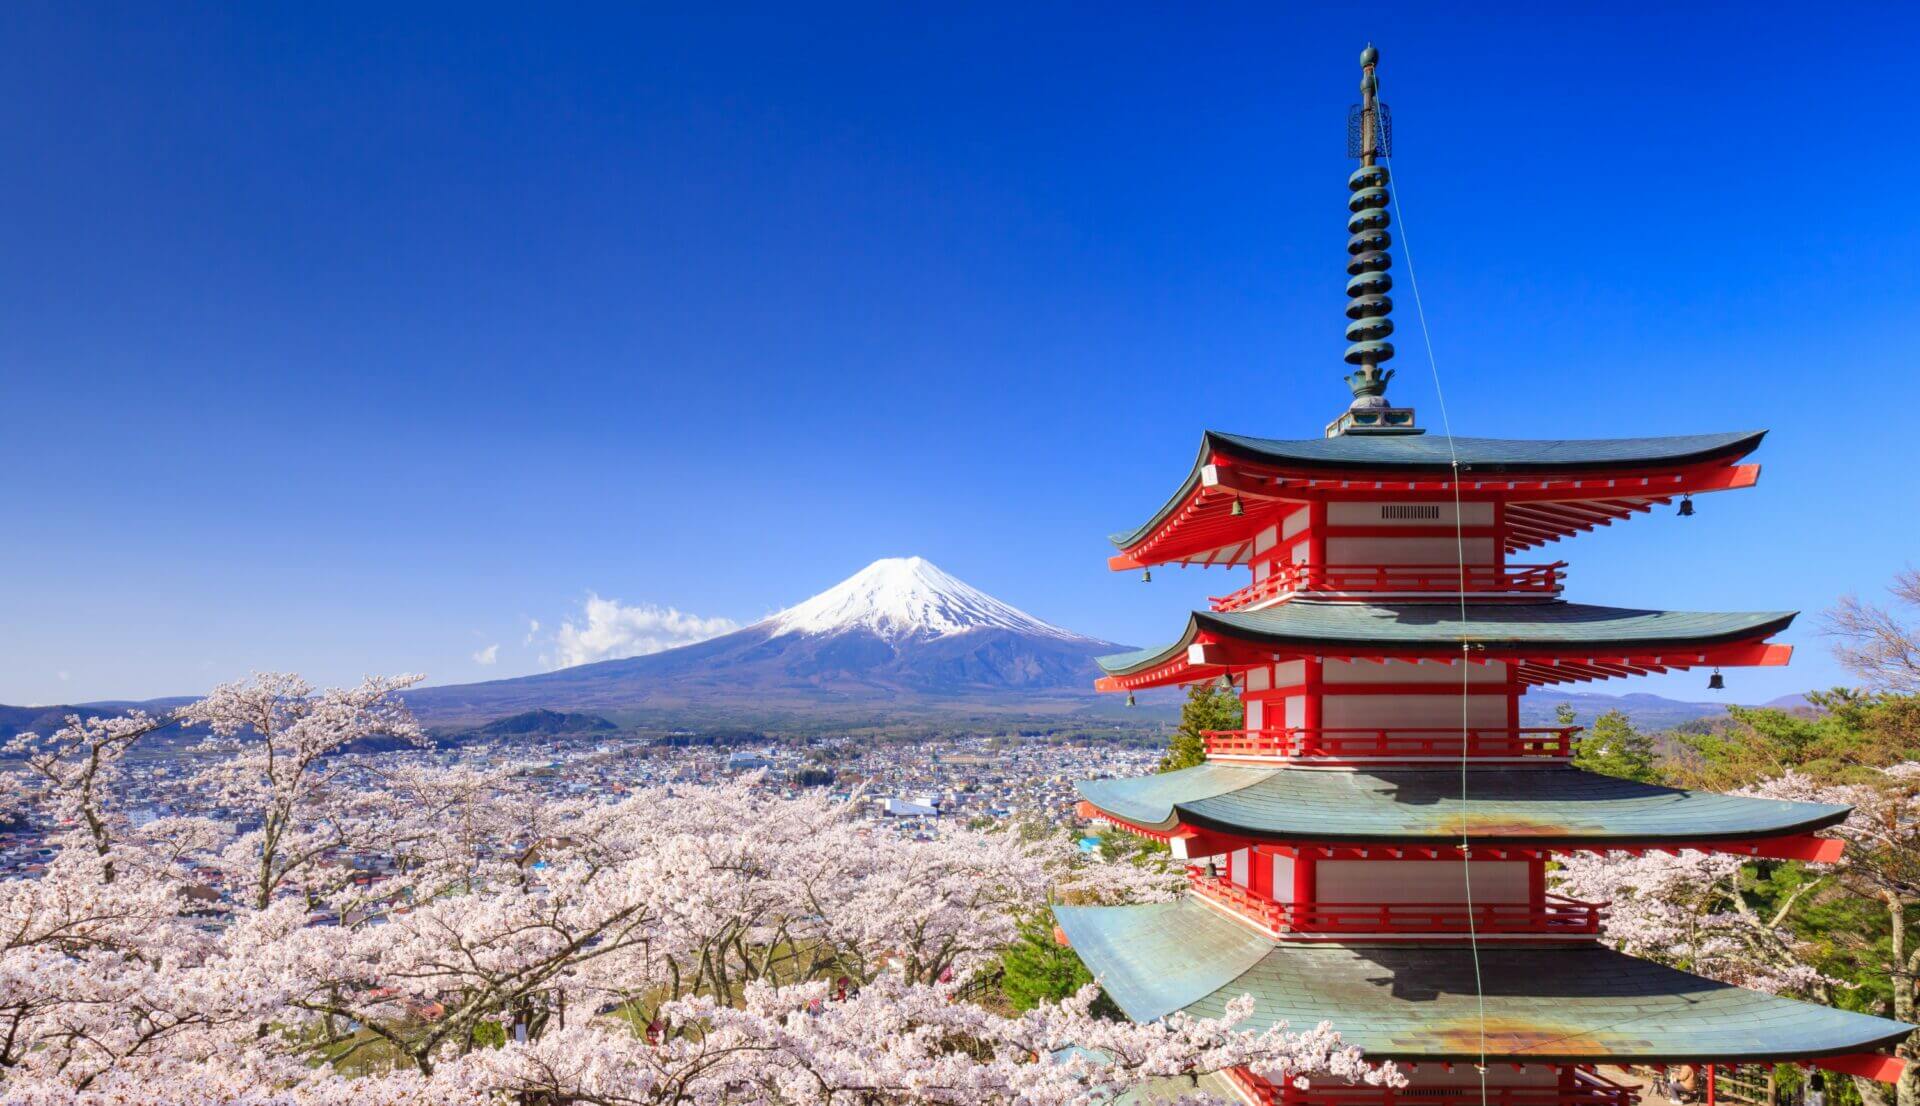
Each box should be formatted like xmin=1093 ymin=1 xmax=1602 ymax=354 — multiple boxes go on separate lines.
xmin=1076 ymin=764 xmax=1847 ymax=853
xmin=1055 ymin=899 xmax=1914 ymax=1068
xmin=1076 ymin=763 xmax=1844 ymax=943
xmin=1096 ymin=603 xmax=1794 ymax=692
xmin=1108 ymin=430 xmax=1764 ymax=570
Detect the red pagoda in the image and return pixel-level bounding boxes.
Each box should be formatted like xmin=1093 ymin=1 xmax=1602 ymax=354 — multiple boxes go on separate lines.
xmin=1056 ymin=45 xmax=1914 ymax=1106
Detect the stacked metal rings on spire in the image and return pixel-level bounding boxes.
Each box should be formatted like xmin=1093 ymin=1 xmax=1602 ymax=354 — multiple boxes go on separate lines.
xmin=1344 ymin=163 xmax=1395 ymax=369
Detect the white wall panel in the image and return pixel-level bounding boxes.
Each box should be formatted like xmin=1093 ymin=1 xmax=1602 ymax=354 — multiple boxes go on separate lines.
xmin=1325 ymin=536 xmax=1497 ymax=566
xmin=1323 ymin=694 xmax=1510 ymax=729
xmin=1316 ymin=860 xmax=1530 ymax=904
xmin=1271 ymin=854 xmax=1296 ymax=902
xmin=1324 ymin=659 xmax=1508 ymax=685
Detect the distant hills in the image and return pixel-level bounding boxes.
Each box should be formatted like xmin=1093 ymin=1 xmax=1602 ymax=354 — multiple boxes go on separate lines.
xmin=1520 ymin=688 xmax=1739 ymax=730
xmin=0 ymin=557 xmax=1829 ymax=740
xmin=0 ymin=699 xmax=196 ymax=745
xmin=471 ymin=709 xmax=619 ymax=738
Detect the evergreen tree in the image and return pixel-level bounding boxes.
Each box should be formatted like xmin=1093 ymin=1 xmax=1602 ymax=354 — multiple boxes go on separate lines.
xmin=998 ymin=914 xmax=1097 ymax=1012
xmin=1571 ymin=707 xmax=1659 ymax=783
xmin=1159 ymin=682 xmax=1244 ymax=772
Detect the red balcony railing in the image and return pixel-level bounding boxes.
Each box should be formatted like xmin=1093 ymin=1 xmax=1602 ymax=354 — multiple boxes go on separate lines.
xmin=1188 ymin=871 xmax=1606 ymax=937
xmin=1227 ymin=1067 xmax=1637 ymax=1106
xmin=1187 ymin=869 xmax=1289 ymax=930
xmin=1203 ymin=726 xmax=1577 ymax=761
xmin=1210 ymin=562 xmax=1565 ymax=611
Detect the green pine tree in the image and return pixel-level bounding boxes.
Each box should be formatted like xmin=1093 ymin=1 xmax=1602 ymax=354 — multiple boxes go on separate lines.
xmin=1159 ymin=682 xmax=1245 ymax=772
xmin=998 ymin=914 xmax=1097 ymax=1012
xmin=1571 ymin=707 xmax=1659 ymax=783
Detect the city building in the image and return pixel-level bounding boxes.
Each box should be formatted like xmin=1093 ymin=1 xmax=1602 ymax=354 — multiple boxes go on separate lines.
xmin=1055 ymin=45 xmax=1914 ymax=1106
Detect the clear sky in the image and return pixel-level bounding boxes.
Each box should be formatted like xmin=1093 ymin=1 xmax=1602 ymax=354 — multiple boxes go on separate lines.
xmin=4 ymin=4 xmax=1916 ymax=706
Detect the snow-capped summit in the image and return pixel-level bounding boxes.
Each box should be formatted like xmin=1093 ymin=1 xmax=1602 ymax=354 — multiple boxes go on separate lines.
xmin=762 ymin=557 xmax=1086 ymax=643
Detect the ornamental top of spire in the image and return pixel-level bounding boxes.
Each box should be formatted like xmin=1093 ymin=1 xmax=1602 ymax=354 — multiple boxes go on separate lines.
xmin=1328 ymin=43 xmax=1422 ymax=438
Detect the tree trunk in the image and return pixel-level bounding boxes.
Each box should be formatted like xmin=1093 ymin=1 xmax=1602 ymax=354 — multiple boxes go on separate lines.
xmin=1887 ymin=895 xmax=1917 ymax=1106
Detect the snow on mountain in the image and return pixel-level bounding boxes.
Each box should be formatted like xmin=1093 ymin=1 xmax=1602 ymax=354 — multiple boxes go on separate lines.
xmin=760 ymin=557 xmax=1088 ymax=643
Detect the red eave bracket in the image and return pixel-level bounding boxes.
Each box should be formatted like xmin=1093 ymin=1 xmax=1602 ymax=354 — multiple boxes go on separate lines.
xmin=1108 ymin=553 xmax=1144 ymax=571
xmin=1700 ymin=462 xmax=1762 ymax=493
xmin=1744 ymin=834 xmax=1847 ymax=863
xmin=1708 ymin=641 xmax=1794 ymax=667
xmin=1812 ymin=1053 xmax=1907 ymax=1084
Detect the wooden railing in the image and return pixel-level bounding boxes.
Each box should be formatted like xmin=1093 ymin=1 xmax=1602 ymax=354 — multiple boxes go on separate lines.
xmin=1187 ymin=869 xmax=1289 ymax=930
xmin=1203 ymin=726 xmax=1577 ymax=761
xmin=1210 ymin=562 xmax=1565 ymax=610
xmin=1188 ymin=871 xmax=1606 ymax=936
xmin=1227 ymin=1067 xmax=1638 ymax=1106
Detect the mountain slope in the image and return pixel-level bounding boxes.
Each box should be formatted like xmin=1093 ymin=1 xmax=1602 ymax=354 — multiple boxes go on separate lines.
xmin=403 ymin=558 xmax=1126 ymax=726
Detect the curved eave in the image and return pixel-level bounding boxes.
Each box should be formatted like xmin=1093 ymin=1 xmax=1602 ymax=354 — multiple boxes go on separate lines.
xmin=1109 ymin=429 xmax=1766 ymax=569
xmin=1094 ymin=602 xmax=1797 ymax=690
xmin=1055 ymin=900 xmax=1915 ymax=1064
xmin=1206 ymin=429 xmax=1768 ymax=478
xmin=1075 ymin=764 xmax=1851 ymax=847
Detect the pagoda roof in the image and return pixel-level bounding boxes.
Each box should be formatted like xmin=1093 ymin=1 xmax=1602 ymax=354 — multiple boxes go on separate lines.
xmin=1210 ymin=429 xmax=1762 ymax=478
xmin=1054 ymin=899 xmax=1914 ymax=1064
xmin=1094 ymin=601 xmax=1794 ymax=688
xmin=1075 ymin=763 xmax=1847 ymax=846
xmin=1110 ymin=429 xmax=1766 ymax=565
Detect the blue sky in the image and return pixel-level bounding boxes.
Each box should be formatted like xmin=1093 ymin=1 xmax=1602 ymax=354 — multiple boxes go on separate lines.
xmin=3 ymin=4 xmax=1916 ymax=706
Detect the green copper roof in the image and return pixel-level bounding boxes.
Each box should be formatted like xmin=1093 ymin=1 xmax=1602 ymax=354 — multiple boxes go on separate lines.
xmin=1095 ymin=601 xmax=1796 ymax=676
xmin=1111 ymin=429 xmax=1765 ymax=549
xmin=1206 ymin=429 xmax=1766 ymax=474
xmin=1055 ymin=900 xmax=1914 ymax=1063
xmin=1076 ymin=764 xmax=1848 ymax=845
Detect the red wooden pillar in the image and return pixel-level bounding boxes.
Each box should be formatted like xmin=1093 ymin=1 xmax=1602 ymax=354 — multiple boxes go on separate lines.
xmin=1250 ymin=845 xmax=1274 ymax=898
xmin=1707 ymin=1064 xmax=1717 ymax=1106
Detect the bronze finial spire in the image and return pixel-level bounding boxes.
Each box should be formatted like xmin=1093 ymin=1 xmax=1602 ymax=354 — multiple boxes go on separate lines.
xmin=1345 ymin=44 xmax=1394 ymax=399
xmin=1328 ymin=44 xmax=1420 ymax=437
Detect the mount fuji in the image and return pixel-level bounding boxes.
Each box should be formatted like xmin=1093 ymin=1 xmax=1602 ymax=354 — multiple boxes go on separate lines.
xmin=402 ymin=558 xmax=1130 ymax=727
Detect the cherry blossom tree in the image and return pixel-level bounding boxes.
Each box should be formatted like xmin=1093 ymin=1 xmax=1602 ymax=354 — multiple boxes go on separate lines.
xmin=1554 ymin=847 xmax=1834 ymax=996
xmin=1561 ymin=764 xmax=1920 ymax=1106
xmin=6 ymin=712 xmax=172 ymax=881
xmin=176 ymin=672 xmax=425 ymax=910
xmin=1748 ymin=766 xmax=1920 ymax=1106
xmin=0 ymin=675 xmax=1387 ymax=1105
xmin=1828 ymin=570 xmax=1920 ymax=694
